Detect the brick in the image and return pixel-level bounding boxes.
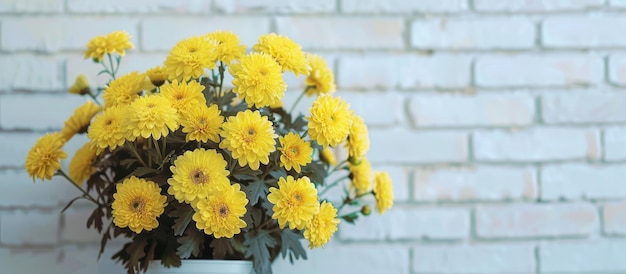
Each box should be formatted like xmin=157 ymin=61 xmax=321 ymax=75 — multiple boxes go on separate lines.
xmin=542 ymin=91 xmax=626 ymax=124
xmin=475 ymin=203 xmax=597 ymax=238
xmin=603 ymin=203 xmax=626 ymax=235
xmin=408 ymin=92 xmax=534 ymax=127
xmin=64 ymin=246 xmax=127 ymax=274
xmin=1 ymin=17 xmax=139 ymax=52
xmin=369 ymin=129 xmax=468 ymax=164
xmin=412 ymin=244 xmax=535 ymax=274
xmin=605 ymin=127 xmax=626 ymax=161
xmin=475 ymin=54 xmax=603 ymax=88
xmin=541 ymin=241 xmax=626 ymax=273
xmin=338 ymin=54 xmax=472 ymax=89
xmin=276 ymin=17 xmax=403 ymax=50
xmin=338 ymin=210 xmax=391 ymax=241
xmin=0 ymin=169 xmax=78 ymax=207
xmin=1 ymin=210 xmax=60 ymax=245
xmin=61 ymin=207 xmax=101 ymax=244
xmin=0 ymin=55 xmax=64 ymax=92
xmin=341 ymin=0 xmax=468 ymax=13
xmin=474 ymin=0 xmax=604 ymax=11
xmin=336 ymin=91 xmax=403 ymax=127
xmin=214 ymin=0 xmax=335 ymax=13
xmin=142 ymin=17 xmax=270 ymax=51
xmin=411 ymin=18 xmax=534 ymax=49
xmin=273 ymin=242 xmax=409 ymax=274
xmin=473 ymin=128 xmax=599 ymax=162
xmin=609 ymin=54 xmax=626 ymax=85
xmin=67 ymin=0 xmax=211 ymax=13
xmin=0 ymin=0 xmax=63 ymax=13
xmin=0 ymin=94 xmax=88 ymax=130
xmin=414 ymin=166 xmax=536 ymax=202
xmin=543 ymin=16 xmax=626 ymax=48
xmin=541 ymin=163 xmax=626 ymax=200
xmin=0 ymin=132 xmax=45 ymax=168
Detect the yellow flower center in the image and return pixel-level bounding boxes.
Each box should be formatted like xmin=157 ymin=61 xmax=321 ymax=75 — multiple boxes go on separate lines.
xmin=288 ymin=192 xmax=303 ymax=208
xmin=244 ymin=128 xmax=256 ymax=143
xmin=216 ymin=203 xmax=229 ymax=217
xmin=191 ymin=169 xmax=209 ymax=185
xmin=130 ymin=198 xmax=146 ymax=213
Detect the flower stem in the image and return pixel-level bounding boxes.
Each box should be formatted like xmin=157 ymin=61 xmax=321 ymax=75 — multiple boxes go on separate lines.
xmin=319 ymin=175 xmax=348 ymax=196
xmin=125 ymin=142 xmax=148 ymax=167
xmin=57 ymin=169 xmax=100 ymax=206
xmin=107 ymin=54 xmax=116 ymax=79
xmin=289 ymin=88 xmax=308 ymax=114
xmin=152 ymin=137 xmax=163 ymax=163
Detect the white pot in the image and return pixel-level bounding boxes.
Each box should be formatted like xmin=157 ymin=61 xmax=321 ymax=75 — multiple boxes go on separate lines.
xmin=146 ymin=260 xmax=253 ymax=274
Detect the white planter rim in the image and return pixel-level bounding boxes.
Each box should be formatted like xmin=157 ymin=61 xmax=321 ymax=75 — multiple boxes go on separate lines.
xmin=147 ymin=259 xmax=252 ymax=273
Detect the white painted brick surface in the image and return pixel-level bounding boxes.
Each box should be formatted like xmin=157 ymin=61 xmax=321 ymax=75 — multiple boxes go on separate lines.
xmin=0 ymin=0 xmax=63 ymax=13
xmin=408 ymin=92 xmax=535 ymax=127
xmin=67 ymin=0 xmax=211 ymax=13
xmin=475 ymin=203 xmax=598 ymax=238
xmin=543 ymin=16 xmax=626 ymax=48
xmin=540 ymin=241 xmax=626 ymax=273
xmin=541 ymin=164 xmax=626 ymax=200
xmin=341 ymin=0 xmax=468 ymax=13
xmin=0 ymin=169 xmax=78 ymax=207
xmin=1 ymin=210 xmax=60 ymax=245
xmin=338 ymin=54 xmax=472 ymax=89
xmin=411 ymin=18 xmax=534 ymax=49
xmin=336 ymin=91 xmax=403 ymax=127
xmin=412 ymin=244 xmax=536 ymax=274
xmin=276 ymin=17 xmax=403 ymax=50
xmin=413 ymin=166 xmax=536 ymax=202
xmin=473 ymin=128 xmax=599 ymax=162
xmin=542 ymin=91 xmax=626 ymax=124
xmin=369 ymin=128 xmax=468 ymax=164
xmin=612 ymin=0 xmax=626 ymax=8
xmin=474 ymin=0 xmax=604 ymax=12
xmin=476 ymin=55 xmax=603 ymax=88
xmin=603 ymin=203 xmax=626 ymax=235
xmin=0 ymin=132 xmax=46 ymax=167
xmin=0 ymin=55 xmax=64 ymax=92
xmin=371 ymin=164 xmax=411 ymax=202
xmin=609 ymin=54 xmax=626 ymax=85
xmin=388 ymin=206 xmax=469 ymax=240
xmin=61 ymin=207 xmax=101 ymax=243
xmin=214 ymin=0 xmax=335 ymax=14
xmin=604 ymin=127 xmax=626 ymax=161
xmin=0 ymin=94 xmax=88 ymax=131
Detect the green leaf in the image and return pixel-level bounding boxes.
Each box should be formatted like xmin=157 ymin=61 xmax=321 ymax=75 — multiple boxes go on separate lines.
xmin=161 ymin=248 xmax=182 ymax=268
xmin=269 ymin=169 xmax=287 ymax=180
xmin=302 ymin=161 xmax=326 ymax=185
xmin=242 ymin=180 xmax=269 ymax=205
xmin=169 ymin=204 xmax=194 ymax=236
xmin=291 ymin=114 xmax=308 ymax=132
xmin=124 ymin=239 xmax=147 ymax=274
xmin=210 ymin=238 xmax=233 ymax=259
xmin=176 ymin=227 xmax=204 ymax=259
xmin=87 ymin=206 xmax=104 ymax=232
xmin=341 ymin=212 xmax=359 ymax=224
xmin=244 ymin=230 xmax=276 ymax=274
xmin=280 ymin=229 xmax=307 ymax=263
xmin=132 ymin=166 xmax=157 ymax=178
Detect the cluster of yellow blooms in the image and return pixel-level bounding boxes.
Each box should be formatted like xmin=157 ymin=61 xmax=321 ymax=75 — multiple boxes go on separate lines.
xmin=25 ymin=30 xmax=394 ymax=263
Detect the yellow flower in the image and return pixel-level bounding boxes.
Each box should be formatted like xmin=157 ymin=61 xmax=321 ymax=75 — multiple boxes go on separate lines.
xmin=123 ymin=95 xmax=180 ymax=141
xmin=307 ymin=95 xmax=353 ymax=147
xmin=320 ymin=147 xmax=337 ymax=166
xmin=88 ymin=105 xmax=127 ymax=155
xmin=374 ymin=171 xmax=394 ymax=215
xmin=84 ymin=31 xmax=134 ymax=62
xmin=193 ymin=183 xmax=248 ymax=238
xmin=111 ymin=176 xmax=167 ymax=234
xmin=229 ymin=52 xmax=286 ymax=108
xmin=278 ymin=132 xmax=312 ymax=173
xmin=68 ymin=142 xmax=98 ymax=186
xmin=206 ymin=30 xmax=246 ymax=64
xmin=146 ymin=66 xmax=168 ymax=87
xmin=68 ymin=74 xmax=91 ymax=95
xmin=102 ymin=71 xmax=145 ymax=108
xmin=160 ymin=79 xmax=206 ymax=118
xmin=253 ymin=33 xmax=309 ymax=76
xmin=164 ymin=36 xmax=217 ymax=82
xmin=168 ymin=149 xmax=230 ymax=204
xmin=305 ymin=54 xmax=335 ymax=96
xmin=349 ymin=158 xmax=373 ymax=195
xmin=219 ymin=110 xmax=277 ymax=170
xmin=304 ymin=201 xmax=339 ymax=248
xmin=267 ymin=176 xmax=319 ymax=230
xmin=61 ymin=101 xmax=102 ymax=141
xmin=181 ymin=104 xmax=223 ymax=143
xmin=346 ymin=115 xmax=369 ymax=162
xmin=25 ymin=132 xmax=67 ymax=181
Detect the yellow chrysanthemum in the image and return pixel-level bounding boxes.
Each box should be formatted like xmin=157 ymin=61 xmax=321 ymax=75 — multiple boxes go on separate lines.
xmin=193 ymin=183 xmax=248 ymax=238
xmin=346 ymin=115 xmax=370 ymax=161
xmin=304 ymin=201 xmax=339 ymax=248
xmin=102 ymin=71 xmax=145 ymax=108
xmin=123 ymin=95 xmax=180 ymax=141
xmin=111 ymin=176 xmax=167 ymax=234
xmin=229 ymin=52 xmax=287 ymax=108
xmin=219 ymin=110 xmax=277 ymax=170
xmin=307 ymin=95 xmax=353 ymax=147
xmin=253 ymin=33 xmax=309 ymax=76
xmin=84 ymin=31 xmax=134 ymax=62
xmin=68 ymin=74 xmax=90 ymax=95
xmin=181 ymin=104 xmax=223 ymax=143
xmin=267 ymin=176 xmax=319 ymax=230
xmin=88 ymin=105 xmax=127 ymax=155
xmin=164 ymin=36 xmax=217 ymax=82
xmin=205 ymin=30 xmax=246 ymax=64
xmin=349 ymin=158 xmax=373 ymax=195
xmin=168 ymin=149 xmax=231 ymax=204
xmin=160 ymin=79 xmax=206 ymax=117
xmin=305 ymin=54 xmax=335 ymax=96
xmin=374 ymin=171 xmax=394 ymax=215
xmin=25 ymin=132 xmax=67 ymax=181
xmin=146 ymin=66 xmax=169 ymax=87
xmin=320 ymin=147 xmax=337 ymax=166
xmin=61 ymin=101 xmax=102 ymax=141
xmin=68 ymin=142 xmax=98 ymax=186
xmin=278 ymin=132 xmax=312 ymax=173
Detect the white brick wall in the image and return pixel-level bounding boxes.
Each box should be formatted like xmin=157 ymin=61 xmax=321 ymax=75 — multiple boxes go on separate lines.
xmin=4 ymin=1 xmax=626 ymax=274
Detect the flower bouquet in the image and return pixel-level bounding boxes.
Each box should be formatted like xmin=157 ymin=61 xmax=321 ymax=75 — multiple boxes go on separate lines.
xmin=25 ymin=30 xmax=394 ymax=274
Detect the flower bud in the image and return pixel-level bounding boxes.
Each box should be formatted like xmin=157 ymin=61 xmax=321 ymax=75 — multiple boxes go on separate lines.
xmin=68 ymin=74 xmax=91 ymax=95
xmin=360 ymin=205 xmax=371 ymax=216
